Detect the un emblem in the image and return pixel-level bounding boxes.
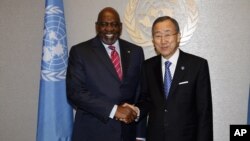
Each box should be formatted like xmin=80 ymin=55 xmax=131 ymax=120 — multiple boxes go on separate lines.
xmin=124 ymin=0 xmax=198 ymax=58
xmin=41 ymin=5 xmax=68 ymax=81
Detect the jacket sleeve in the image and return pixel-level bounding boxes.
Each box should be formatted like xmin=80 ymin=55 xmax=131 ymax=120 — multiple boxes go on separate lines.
xmin=66 ymin=46 xmax=114 ymax=123
xmin=196 ymin=60 xmax=213 ymax=141
xmin=136 ymin=117 xmax=147 ymax=140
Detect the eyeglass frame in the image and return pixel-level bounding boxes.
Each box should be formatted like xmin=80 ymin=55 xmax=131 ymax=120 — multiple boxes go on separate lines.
xmin=153 ymin=32 xmax=179 ymax=40
xmin=95 ymin=22 xmax=122 ymax=28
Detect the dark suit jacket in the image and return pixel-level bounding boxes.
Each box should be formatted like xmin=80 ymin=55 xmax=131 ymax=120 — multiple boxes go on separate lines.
xmin=66 ymin=36 xmax=145 ymax=141
xmin=137 ymin=50 xmax=213 ymax=141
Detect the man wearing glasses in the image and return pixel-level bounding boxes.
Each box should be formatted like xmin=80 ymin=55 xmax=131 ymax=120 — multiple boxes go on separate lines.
xmin=134 ymin=16 xmax=213 ymax=141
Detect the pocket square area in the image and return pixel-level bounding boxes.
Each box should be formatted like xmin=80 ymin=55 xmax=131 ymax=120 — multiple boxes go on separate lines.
xmin=178 ymin=81 xmax=189 ymax=85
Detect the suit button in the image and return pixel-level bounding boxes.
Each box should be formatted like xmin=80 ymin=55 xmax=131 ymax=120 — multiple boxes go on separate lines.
xmin=164 ymin=109 xmax=168 ymax=112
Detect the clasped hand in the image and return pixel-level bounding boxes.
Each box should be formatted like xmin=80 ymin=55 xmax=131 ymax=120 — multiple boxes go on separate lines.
xmin=114 ymin=103 xmax=139 ymax=124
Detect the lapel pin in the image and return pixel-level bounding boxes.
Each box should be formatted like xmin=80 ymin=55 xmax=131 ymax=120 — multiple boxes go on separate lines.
xmin=181 ymin=66 xmax=185 ymax=70
xmin=127 ymin=50 xmax=130 ymax=53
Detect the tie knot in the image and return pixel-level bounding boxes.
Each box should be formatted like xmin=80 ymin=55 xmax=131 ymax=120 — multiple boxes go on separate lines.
xmin=165 ymin=61 xmax=171 ymax=68
xmin=108 ymin=45 xmax=116 ymax=50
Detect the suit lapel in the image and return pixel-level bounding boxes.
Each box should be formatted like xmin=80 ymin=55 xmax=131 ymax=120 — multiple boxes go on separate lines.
xmin=119 ymin=40 xmax=130 ymax=79
xmin=168 ymin=51 xmax=186 ymax=98
xmin=91 ymin=37 xmax=121 ymax=82
xmin=153 ymin=56 xmax=165 ymax=98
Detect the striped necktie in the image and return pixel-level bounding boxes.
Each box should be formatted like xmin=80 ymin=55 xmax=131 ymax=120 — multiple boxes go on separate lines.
xmin=108 ymin=46 xmax=122 ymax=80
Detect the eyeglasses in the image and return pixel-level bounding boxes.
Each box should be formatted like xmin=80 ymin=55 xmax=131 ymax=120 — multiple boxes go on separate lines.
xmin=153 ymin=32 xmax=178 ymax=40
xmin=96 ymin=22 xmax=121 ymax=28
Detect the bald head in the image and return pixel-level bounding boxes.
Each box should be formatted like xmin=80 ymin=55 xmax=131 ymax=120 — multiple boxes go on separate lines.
xmin=97 ymin=7 xmax=121 ymax=23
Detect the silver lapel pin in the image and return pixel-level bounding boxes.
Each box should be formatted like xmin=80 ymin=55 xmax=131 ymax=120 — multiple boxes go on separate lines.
xmin=181 ymin=66 xmax=185 ymax=70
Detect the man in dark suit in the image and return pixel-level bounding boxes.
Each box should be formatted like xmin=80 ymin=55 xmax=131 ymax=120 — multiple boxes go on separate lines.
xmin=136 ymin=16 xmax=213 ymax=141
xmin=66 ymin=7 xmax=145 ymax=141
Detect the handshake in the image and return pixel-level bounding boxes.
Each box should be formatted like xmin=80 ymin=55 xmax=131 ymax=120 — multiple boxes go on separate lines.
xmin=114 ymin=103 xmax=139 ymax=124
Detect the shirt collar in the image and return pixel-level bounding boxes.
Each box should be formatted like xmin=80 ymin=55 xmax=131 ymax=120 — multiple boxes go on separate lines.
xmin=102 ymin=40 xmax=119 ymax=50
xmin=161 ymin=49 xmax=180 ymax=66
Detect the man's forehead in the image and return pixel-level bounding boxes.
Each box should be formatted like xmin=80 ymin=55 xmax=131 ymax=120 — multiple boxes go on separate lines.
xmin=98 ymin=9 xmax=119 ymax=20
xmin=153 ymin=29 xmax=172 ymax=34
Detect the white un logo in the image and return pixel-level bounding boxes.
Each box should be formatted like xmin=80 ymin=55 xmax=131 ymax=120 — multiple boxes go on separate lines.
xmin=41 ymin=5 xmax=68 ymax=81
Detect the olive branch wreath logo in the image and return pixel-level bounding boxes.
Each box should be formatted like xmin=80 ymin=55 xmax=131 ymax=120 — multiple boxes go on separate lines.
xmin=124 ymin=0 xmax=199 ymax=47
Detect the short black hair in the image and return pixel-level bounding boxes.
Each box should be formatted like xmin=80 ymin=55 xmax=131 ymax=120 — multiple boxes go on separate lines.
xmin=152 ymin=16 xmax=180 ymax=35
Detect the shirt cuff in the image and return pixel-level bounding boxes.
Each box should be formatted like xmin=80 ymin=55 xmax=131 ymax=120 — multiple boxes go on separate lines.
xmin=109 ymin=105 xmax=118 ymax=119
xmin=136 ymin=137 xmax=146 ymax=141
xmin=134 ymin=106 xmax=140 ymax=122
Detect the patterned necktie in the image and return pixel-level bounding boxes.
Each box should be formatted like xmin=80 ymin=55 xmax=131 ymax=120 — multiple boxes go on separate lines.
xmin=108 ymin=46 xmax=123 ymax=80
xmin=164 ymin=61 xmax=172 ymax=98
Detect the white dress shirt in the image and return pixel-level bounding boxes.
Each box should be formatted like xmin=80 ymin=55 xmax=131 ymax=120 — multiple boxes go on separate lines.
xmin=161 ymin=49 xmax=180 ymax=81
